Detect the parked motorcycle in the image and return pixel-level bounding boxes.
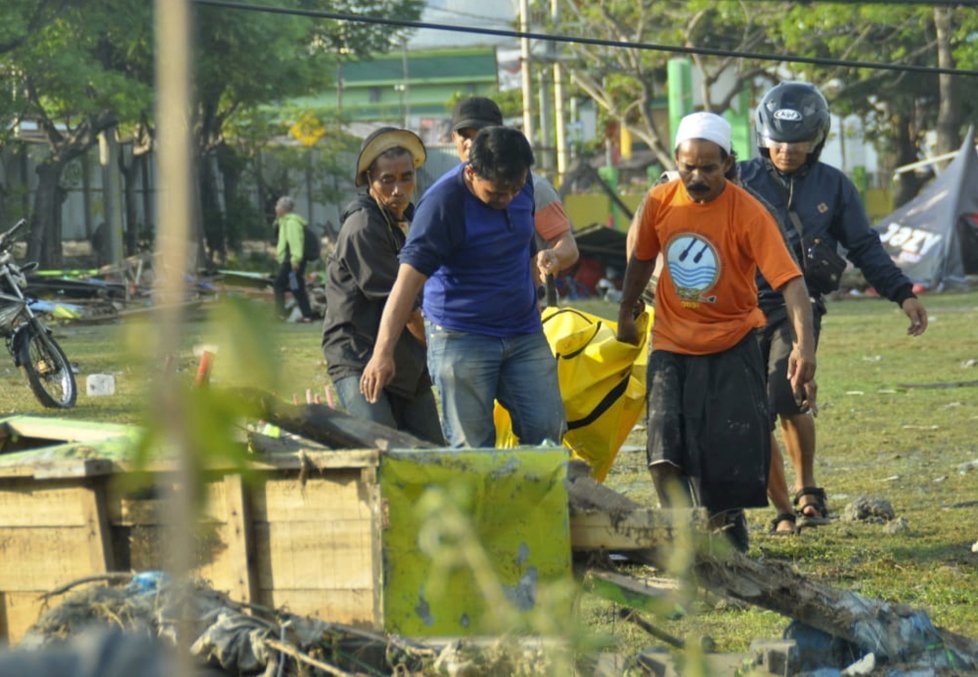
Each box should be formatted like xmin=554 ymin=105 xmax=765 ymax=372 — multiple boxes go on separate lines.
xmin=0 ymin=219 xmax=77 ymax=408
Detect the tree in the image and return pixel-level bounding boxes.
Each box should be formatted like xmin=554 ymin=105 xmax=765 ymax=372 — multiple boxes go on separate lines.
xmin=742 ymin=2 xmax=978 ymax=206
xmin=0 ymin=0 xmax=70 ymax=55
xmin=190 ymin=0 xmax=423 ymax=263
xmin=552 ymin=0 xmax=978 ymax=206
xmin=552 ymin=0 xmax=781 ymax=171
xmin=4 ymin=0 xmax=153 ymax=266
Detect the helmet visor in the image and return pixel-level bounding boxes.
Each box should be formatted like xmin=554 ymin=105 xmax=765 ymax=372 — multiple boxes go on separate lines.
xmin=760 ymin=135 xmax=817 ymax=154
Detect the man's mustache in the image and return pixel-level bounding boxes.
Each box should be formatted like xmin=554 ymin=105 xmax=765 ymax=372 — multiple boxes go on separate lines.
xmin=687 ymin=183 xmax=709 ymax=193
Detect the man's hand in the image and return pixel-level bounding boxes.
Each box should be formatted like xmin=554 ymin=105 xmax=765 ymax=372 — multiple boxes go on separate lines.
xmin=786 ymin=343 xmax=816 ymax=407
xmin=616 ymin=310 xmax=639 ymax=345
xmin=800 ymin=379 xmax=818 ymax=416
xmin=536 ymin=248 xmax=560 ymax=280
xmin=901 ymin=297 xmax=928 ymax=336
xmin=360 ymin=352 xmax=395 ymax=403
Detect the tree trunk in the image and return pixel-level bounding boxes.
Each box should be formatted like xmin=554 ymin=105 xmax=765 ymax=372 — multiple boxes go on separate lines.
xmin=933 ymin=6 xmax=961 ymax=159
xmin=891 ymin=112 xmax=926 ymax=208
xmin=140 ymin=152 xmax=153 ymax=248
xmin=120 ymin=148 xmax=139 ymax=256
xmin=29 ymin=159 xmax=67 ymax=268
xmin=198 ymin=152 xmax=225 ymax=264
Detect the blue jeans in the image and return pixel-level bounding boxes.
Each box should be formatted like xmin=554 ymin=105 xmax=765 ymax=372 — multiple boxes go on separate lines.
xmin=425 ymin=322 xmax=565 ymax=448
xmin=333 ymin=375 xmax=445 ymax=445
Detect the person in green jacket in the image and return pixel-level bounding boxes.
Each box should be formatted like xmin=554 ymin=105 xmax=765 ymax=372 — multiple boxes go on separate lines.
xmin=273 ymin=196 xmax=315 ymax=322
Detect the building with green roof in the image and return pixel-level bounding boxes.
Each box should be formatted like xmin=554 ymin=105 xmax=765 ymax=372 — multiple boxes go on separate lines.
xmin=291 ymin=46 xmax=499 ymax=141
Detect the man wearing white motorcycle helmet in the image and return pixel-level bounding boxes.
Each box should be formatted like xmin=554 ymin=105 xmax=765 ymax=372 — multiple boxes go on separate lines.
xmin=739 ymin=81 xmax=928 ymax=535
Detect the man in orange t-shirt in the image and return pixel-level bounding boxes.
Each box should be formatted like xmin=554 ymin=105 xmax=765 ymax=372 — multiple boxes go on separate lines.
xmin=617 ymin=112 xmax=816 ymax=553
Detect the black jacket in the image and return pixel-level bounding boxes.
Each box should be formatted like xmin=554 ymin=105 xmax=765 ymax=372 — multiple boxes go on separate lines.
xmin=321 ymin=195 xmax=429 ymax=397
xmin=739 ymin=158 xmax=913 ymax=314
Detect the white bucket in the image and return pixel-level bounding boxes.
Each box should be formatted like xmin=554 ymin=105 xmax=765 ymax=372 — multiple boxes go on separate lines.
xmin=86 ymin=373 xmax=116 ymax=397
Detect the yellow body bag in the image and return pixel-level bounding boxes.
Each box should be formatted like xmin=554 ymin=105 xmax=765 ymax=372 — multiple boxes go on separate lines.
xmin=494 ymin=306 xmax=652 ymax=481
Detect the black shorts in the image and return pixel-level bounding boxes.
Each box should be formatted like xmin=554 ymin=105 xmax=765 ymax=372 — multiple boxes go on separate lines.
xmin=645 ymin=332 xmax=771 ymax=514
xmin=756 ymin=302 xmax=823 ymax=421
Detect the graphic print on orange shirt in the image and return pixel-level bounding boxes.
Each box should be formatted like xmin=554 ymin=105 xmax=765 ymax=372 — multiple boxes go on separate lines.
xmin=665 ymin=232 xmax=721 ymax=307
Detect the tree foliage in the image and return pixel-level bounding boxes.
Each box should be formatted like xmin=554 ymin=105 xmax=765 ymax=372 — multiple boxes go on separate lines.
xmin=2 ymin=0 xmax=424 ymax=264
xmin=2 ymin=0 xmax=153 ymax=265
xmin=552 ymin=0 xmax=978 ymax=202
xmin=190 ymin=0 xmax=423 ymax=262
xmin=553 ymin=0 xmax=782 ymax=170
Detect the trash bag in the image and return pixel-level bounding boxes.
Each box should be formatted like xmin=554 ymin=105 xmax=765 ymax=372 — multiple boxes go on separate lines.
xmin=494 ymin=306 xmax=652 ymax=481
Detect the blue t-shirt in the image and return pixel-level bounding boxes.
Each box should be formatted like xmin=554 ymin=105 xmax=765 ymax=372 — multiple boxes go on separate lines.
xmin=399 ymin=164 xmax=540 ymax=337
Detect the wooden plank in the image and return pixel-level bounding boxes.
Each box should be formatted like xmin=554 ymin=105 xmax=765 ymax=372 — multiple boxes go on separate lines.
xmin=119 ymin=449 xmax=378 ymax=474
xmin=253 ymin=521 xmax=375 ymax=591
xmin=121 ymin=523 xmax=232 ymax=578
xmin=570 ymin=507 xmax=706 ymax=551
xmin=0 ymin=480 xmax=91 ymax=527
xmin=257 ymin=588 xmax=377 ymax=628
xmin=33 ymin=458 xmax=115 ymax=479
xmin=250 ymin=474 xmax=372 ymax=523
xmin=272 ymin=449 xmax=379 ymax=469
xmin=0 ymin=591 xmax=46 ymax=644
xmin=79 ymin=480 xmax=114 ymax=574
xmin=2 ymin=416 xmax=133 ymax=443
xmin=362 ymin=465 xmax=383 ymax=628
xmin=0 ymin=458 xmax=115 ymax=480
xmin=222 ymin=474 xmax=257 ymax=604
xmin=106 ymin=481 xmax=227 ymax=526
xmin=0 ymin=527 xmax=95 ymax=591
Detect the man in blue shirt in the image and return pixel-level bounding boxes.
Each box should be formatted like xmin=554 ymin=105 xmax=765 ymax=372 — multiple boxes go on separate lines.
xmin=740 ymin=82 xmax=928 ymax=533
xmin=360 ymin=126 xmax=566 ymax=448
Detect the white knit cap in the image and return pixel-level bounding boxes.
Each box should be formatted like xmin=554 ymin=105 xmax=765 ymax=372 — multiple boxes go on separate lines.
xmin=674 ymin=111 xmax=732 ymax=154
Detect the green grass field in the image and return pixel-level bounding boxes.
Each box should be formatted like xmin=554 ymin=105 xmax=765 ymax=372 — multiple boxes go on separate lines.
xmin=1 ymin=290 xmax=976 ymax=654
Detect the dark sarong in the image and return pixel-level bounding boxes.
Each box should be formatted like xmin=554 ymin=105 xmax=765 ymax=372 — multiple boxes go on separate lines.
xmin=646 ymin=332 xmax=771 ymax=514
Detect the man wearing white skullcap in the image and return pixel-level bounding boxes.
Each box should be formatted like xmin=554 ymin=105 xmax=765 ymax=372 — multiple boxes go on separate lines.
xmin=616 ymin=110 xmax=817 ymax=553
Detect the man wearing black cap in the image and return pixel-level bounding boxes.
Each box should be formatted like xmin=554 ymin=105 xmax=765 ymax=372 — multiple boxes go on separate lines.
xmin=450 ymin=97 xmax=579 ymax=281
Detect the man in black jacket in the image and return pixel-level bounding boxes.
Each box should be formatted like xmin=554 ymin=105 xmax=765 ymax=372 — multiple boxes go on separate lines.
xmin=321 ymin=127 xmax=444 ymax=443
xmin=740 ymin=82 xmax=928 ymax=533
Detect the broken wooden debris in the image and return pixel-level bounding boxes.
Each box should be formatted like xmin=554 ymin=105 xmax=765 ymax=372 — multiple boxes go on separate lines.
xmin=230 ymin=386 xmax=435 ymax=451
xmin=565 ymin=460 xmax=707 ymax=551
xmin=568 ymin=463 xmax=978 ymax=671
xmin=24 ymin=574 xmax=580 ymax=676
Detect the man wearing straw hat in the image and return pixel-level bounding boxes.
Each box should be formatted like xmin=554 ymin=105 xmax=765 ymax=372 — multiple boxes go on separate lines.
xmin=617 ymin=111 xmax=817 ymax=552
xmin=321 ymin=127 xmax=444 ymax=444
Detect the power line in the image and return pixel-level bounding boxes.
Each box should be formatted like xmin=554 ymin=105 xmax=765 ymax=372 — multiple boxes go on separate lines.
xmin=748 ymin=0 xmax=978 ymax=4
xmin=193 ymin=0 xmax=978 ymax=79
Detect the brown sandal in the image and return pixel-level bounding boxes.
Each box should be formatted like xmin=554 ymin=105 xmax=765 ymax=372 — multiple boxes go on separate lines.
xmin=768 ymin=512 xmax=798 ymax=536
xmin=794 ymin=486 xmax=831 ymax=526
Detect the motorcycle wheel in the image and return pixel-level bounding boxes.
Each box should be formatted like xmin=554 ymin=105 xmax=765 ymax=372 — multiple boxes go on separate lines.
xmin=18 ymin=322 xmax=77 ymax=408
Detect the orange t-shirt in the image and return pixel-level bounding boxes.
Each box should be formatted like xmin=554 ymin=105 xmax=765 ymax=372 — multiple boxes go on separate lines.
xmin=634 ymin=179 xmax=801 ymax=355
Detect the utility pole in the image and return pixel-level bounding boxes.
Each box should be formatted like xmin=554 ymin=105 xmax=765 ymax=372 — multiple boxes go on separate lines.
xmin=98 ymin=130 xmax=124 ymax=263
xmin=401 ymin=37 xmax=410 ymax=129
xmin=552 ymin=0 xmax=568 ymax=183
xmin=539 ymin=79 xmax=553 ymax=173
xmin=519 ymin=0 xmax=535 ymax=149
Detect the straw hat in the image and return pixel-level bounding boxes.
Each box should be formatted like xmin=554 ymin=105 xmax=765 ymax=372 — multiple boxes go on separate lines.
xmin=355 ymin=127 xmax=426 ymax=187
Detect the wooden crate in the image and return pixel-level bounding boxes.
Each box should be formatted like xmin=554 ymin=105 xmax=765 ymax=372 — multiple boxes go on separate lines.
xmin=0 ymin=417 xmax=575 ymax=643
xmin=0 ymin=416 xmax=384 ymax=643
